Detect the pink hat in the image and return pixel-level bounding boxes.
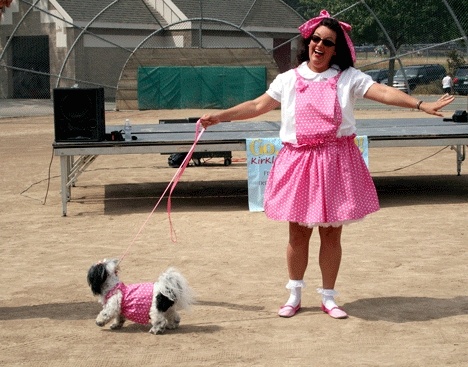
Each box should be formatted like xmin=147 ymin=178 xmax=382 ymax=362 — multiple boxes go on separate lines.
xmin=298 ymin=9 xmax=356 ymax=63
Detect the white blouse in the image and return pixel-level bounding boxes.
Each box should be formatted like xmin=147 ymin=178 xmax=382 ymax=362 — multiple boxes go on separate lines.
xmin=266 ymin=62 xmax=375 ymax=143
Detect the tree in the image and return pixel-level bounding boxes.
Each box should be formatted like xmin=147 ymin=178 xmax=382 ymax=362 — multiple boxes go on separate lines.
xmin=282 ymin=0 xmax=307 ymax=17
xmin=298 ymin=0 xmax=465 ymax=85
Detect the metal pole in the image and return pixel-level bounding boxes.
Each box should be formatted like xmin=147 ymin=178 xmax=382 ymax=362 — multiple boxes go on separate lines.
xmin=442 ymin=0 xmax=468 ymax=56
xmin=359 ymin=0 xmax=410 ymax=93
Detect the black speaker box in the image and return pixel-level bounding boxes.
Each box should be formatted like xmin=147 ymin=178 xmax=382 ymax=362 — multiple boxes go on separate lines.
xmin=452 ymin=110 xmax=467 ymax=123
xmin=53 ymin=87 xmax=105 ymax=142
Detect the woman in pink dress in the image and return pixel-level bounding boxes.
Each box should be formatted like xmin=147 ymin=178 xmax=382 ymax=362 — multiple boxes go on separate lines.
xmin=200 ymin=10 xmax=454 ymax=319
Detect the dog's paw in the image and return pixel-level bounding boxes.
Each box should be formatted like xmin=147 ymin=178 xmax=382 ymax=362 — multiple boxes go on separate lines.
xmin=166 ymin=320 xmax=180 ymax=330
xmin=149 ymin=319 xmax=166 ymax=335
xmin=149 ymin=326 xmax=165 ymax=335
xmin=110 ymin=319 xmax=125 ymax=330
xmin=96 ymin=320 xmax=105 ymax=327
xmin=165 ymin=312 xmax=180 ymax=330
xmin=149 ymin=327 xmax=166 ymax=335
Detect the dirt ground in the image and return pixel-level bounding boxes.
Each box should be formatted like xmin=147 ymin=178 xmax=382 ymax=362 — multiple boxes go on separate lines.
xmin=1 ymin=107 xmax=467 ymax=367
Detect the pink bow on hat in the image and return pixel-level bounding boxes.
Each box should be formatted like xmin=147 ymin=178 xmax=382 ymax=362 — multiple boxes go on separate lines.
xmin=298 ymin=9 xmax=356 ymax=62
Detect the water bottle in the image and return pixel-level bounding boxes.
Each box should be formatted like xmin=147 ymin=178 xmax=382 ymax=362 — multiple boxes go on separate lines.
xmin=124 ymin=118 xmax=132 ymax=141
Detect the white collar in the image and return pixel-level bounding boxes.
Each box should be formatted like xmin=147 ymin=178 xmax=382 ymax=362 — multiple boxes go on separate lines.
xmin=298 ymin=62 xmax=340 ymax=80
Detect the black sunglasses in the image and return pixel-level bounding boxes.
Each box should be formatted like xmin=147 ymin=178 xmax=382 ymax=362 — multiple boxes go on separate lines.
xmin=311 ymin=34 xmax=336 ymax=47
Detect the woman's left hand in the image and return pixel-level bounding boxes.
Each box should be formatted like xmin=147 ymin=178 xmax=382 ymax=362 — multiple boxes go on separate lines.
xmin=365 ymin=83 xmax=456 ymax=117
xmin=419 ymin=94 xmax=455 ymax=117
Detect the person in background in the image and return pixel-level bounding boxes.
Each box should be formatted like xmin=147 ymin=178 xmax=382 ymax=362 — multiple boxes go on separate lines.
xmin=200 ymin=10 xmax=454 ymax=319
xmin=442 ymin=73 xmax=453 ymax=94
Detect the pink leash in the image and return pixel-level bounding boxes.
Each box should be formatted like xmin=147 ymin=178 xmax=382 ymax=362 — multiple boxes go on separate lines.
xmin=118 ymin=120 xmax=206 ymax=264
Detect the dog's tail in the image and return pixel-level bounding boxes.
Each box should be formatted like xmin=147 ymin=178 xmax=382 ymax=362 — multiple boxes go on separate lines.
xmin=156 ymin=267 xmax=195 ymax=310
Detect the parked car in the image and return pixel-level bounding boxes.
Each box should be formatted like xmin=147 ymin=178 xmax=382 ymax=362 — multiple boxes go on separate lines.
xmin=364 ymin=69 xmax=390 ymax=83
xmin=383 ymin=64 xmax=446 ymax=93
xmin=453 ymin=65 xmax=468 ymax=95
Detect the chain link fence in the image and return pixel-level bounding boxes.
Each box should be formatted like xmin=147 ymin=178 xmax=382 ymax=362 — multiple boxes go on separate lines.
xmin=331 ymin=0 xmax=468 ymax=97
xmin=0 ymin=0 xmax=467 ymax=116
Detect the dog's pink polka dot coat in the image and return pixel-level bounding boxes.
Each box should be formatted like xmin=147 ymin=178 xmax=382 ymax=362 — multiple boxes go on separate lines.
xmin=105 ymin=282 xmax=153 ymax=324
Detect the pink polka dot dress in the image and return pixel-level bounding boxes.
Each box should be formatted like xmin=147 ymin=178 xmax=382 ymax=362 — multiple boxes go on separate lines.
xmin=105 ymin=282 xmax=154 ymax=324
xmin=263 ymin=69 xmax=380 ymax=227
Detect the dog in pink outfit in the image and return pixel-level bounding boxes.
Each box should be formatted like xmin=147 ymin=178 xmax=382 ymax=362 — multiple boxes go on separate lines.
xmin=87 ymin=259 xmax=194 ymax=334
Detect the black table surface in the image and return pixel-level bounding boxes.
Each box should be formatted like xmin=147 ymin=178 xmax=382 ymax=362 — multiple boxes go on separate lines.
xmin=53 ymin=118 xmax=468 ymax=148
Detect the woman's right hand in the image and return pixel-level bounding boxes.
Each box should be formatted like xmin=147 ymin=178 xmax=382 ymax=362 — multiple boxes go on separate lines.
xmin=199 ymin=114 xmax=221 ymax=129
xmin=199 ymin=93 xmax=279 ymax=129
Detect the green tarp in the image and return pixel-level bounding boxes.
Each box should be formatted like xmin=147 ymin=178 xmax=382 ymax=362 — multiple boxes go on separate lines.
xmin=138 ymin=66 xmax=267 ymax=109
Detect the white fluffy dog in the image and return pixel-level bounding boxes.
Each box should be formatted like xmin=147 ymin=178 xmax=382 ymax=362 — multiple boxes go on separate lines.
xmin=87 ymin=259 xmax=194 ymax=334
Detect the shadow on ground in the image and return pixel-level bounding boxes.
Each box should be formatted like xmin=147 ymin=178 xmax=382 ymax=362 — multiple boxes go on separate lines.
xmin=374 ymin=175 xmax=468 ymax=208
xmin=343 ymin=296 xmax=468 ymax=322
xmin=0 ymin=301 xmax=99 ymax=321
xmin=67 ymin=175 xmax=468 ymax=215
xmin=101 ymin=180 xmax=249 ymax=215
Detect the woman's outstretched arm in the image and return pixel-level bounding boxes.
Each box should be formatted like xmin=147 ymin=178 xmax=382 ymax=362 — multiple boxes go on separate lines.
xmin=364 ymin=83 xmax=454 ymax=117
xmin=200 ymin=93 xmax=280 ymax=128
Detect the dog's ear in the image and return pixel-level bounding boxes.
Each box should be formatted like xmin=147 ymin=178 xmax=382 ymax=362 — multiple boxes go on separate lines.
xmin=87 ymin=263 xmax=108 ymax=295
